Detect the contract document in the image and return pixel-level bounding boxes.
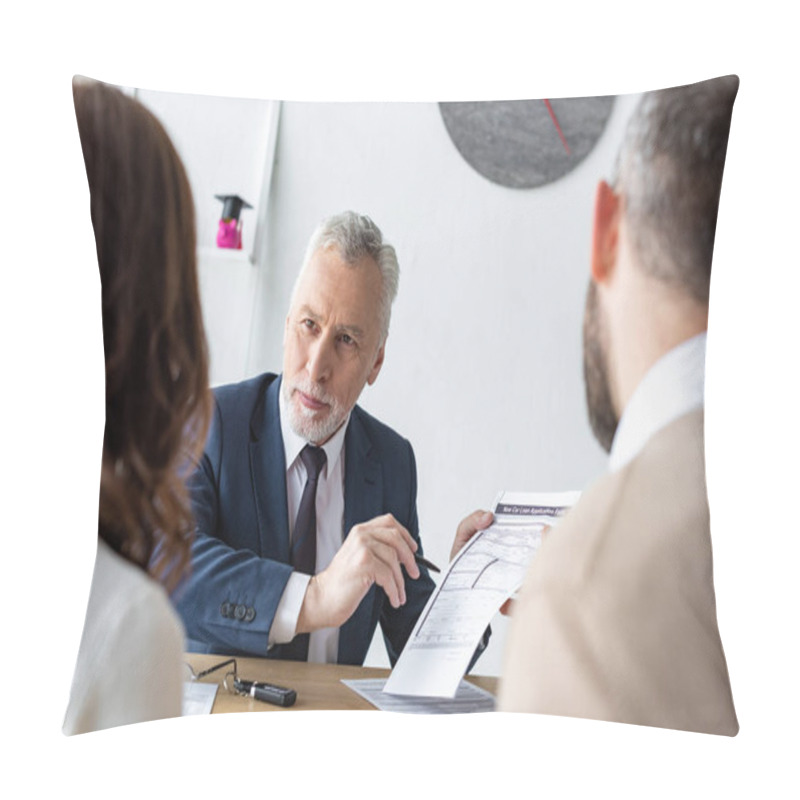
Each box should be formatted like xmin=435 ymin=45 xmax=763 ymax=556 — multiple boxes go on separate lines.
xmin=342 ymin=678 xmax=495 ymax=714
xmin=383 ymin=490 xmax=579 ymax=698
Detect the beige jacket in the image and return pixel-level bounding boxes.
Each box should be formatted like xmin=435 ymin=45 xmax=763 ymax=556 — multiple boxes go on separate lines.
xmin=498 ymin=410 xmax=738 ymax=735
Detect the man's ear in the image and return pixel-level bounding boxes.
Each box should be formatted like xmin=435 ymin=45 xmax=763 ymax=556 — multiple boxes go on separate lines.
xmin=367 ymin=341 xmax=386 ymax=386
xmin=591 ymin=180 xmax=621 ymax=285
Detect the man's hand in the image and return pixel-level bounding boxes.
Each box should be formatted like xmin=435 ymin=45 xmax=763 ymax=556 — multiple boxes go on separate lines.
xmin=450 ymin=509 xmax=494 ymax=563
xmin=296 ymin=513 xmax=420 ymax=633
xmin=499 ymin=598 xmax=514 ymax=616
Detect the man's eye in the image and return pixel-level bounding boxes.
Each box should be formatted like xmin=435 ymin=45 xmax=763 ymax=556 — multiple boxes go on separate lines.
xmin=302 ymin=319 xmax=316 ymax=331
xmin=339 ymin=334 xmax=355 ymax=346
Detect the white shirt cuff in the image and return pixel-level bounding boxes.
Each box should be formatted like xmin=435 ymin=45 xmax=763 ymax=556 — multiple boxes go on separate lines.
xmin=268 ymin=571 xmax=311 ymax=646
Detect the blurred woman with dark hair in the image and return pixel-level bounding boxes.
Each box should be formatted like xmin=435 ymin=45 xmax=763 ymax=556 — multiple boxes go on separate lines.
xmin=64 ymin=78 xmax=211 ymax=734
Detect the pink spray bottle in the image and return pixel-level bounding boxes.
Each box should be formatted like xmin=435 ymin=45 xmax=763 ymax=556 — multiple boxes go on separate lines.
xmin=214 ymin=194 xmax=252 ymax=249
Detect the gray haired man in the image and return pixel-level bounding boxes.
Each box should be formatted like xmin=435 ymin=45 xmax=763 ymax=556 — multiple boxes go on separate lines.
xmin=174 ymin=211 xmax=480 ymax=665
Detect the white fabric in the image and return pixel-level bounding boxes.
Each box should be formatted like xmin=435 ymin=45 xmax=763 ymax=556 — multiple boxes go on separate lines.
xmin=609 ymin=332 xmax=707 ymax=473
xmin=63 ymin=539 xmax=185 ymax=734
xmin=268 ymin=390 xmax=349 ymax=662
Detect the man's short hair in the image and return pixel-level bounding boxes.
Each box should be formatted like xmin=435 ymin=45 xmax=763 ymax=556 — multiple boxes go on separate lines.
xmin=612 ymin=75 xmax=739 ymax=304
xmin=298 ymin=211 xmax=400 ymax=343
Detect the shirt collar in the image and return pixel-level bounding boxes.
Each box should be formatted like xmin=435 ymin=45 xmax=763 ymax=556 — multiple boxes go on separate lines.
xmin=278 ymin=381 xmax=349 ymax=476
xmin=608 ymin=331 xmax=707 ymax=473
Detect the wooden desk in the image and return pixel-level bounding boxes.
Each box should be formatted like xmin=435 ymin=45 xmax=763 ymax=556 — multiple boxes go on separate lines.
xmin=185 ymin=653 xmax=498 ymax=713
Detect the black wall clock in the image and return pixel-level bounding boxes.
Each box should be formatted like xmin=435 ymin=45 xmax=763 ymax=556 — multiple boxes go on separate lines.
xmin=439 ymin=96 xmax=616 ymax=188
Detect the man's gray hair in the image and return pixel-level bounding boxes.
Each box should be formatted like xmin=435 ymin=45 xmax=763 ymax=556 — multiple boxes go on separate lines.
xmin=295 ymin=211 xmax=400 ymax=343
xmin=611 ymin=75 xmax=739 ymax=304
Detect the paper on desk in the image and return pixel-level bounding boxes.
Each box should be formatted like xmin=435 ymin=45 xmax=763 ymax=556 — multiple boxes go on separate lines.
xmin=182 ymin=681 xmax=218 ymax=715
xmin=342 ymin=678 xmax=495 ymax=713
xmin=383 ymin=491 xmax=580 ymax=698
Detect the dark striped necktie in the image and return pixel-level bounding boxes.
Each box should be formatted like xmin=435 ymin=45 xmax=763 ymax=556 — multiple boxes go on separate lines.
xmin=280 ymin=444 xmax=327 ymax=661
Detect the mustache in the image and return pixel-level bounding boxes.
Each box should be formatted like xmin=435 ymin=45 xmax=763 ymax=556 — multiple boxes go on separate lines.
xmin=291 ymin=380 xmax=335 ymax=407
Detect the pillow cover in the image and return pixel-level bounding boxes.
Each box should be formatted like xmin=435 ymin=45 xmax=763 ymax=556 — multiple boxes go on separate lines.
xmin=70 ymin=75 xmax=738 ymax=736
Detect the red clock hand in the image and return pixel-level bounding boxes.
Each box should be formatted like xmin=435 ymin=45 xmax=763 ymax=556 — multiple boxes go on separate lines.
xmin=544 ymin=99 xmax=571 ymax=155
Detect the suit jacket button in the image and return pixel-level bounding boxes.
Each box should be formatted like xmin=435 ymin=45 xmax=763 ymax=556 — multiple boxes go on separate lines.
xmin=244 ymin=606 xmax=256 ymax=622
xmin=234 ymin=604 xmax=246 ymax=620
xmin=220 ymin=601 xmax=231 ymax=618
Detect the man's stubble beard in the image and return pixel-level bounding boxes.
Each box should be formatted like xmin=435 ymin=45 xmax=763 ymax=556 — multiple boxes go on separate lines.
xmin=582 ymin=280 xmax=619 ymax=453
xmin=282 ymin=378 xmax=348 ymax=445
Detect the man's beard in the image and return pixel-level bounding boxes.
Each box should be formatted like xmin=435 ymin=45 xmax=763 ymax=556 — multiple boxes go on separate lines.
xmin=282 ymin=378 xmax=348 ymax=445
xmin=582 ymin=281 xmax=619 ymax=453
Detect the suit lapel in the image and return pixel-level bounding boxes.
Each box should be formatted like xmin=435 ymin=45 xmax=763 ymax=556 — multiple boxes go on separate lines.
xmin=249 ymin=375 xmax=291 ymax=562
xmin=339 ymin=409 xmax=382 ymax=664
xmin=343 ymin=410 xmax=383 ymax=534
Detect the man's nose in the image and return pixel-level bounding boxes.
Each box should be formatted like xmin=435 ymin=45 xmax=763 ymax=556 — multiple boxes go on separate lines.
xmin=306 ymin=334 xmax=333 ymax=383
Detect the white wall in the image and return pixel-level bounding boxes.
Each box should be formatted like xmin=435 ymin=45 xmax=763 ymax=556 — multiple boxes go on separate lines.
xmin=138 ymin=88 xmax=273 ymax=255
xmin=139 ymin=89 xmax=640 ymax=675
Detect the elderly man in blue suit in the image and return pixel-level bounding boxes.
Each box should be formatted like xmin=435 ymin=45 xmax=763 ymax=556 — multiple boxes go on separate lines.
xmin=174 ymin=211 xmax=485 ymax=666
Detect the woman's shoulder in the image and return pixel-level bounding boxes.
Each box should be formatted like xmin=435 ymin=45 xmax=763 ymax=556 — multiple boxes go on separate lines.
xmin=93 ymin=540 xmax=184 ymax=643
xmin=63 ymin=540 xmax=185 ymax=734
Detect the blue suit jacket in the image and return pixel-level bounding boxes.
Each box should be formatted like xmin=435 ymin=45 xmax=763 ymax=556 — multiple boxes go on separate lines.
xmin=173 ymin=372 xmax=437 ymax=666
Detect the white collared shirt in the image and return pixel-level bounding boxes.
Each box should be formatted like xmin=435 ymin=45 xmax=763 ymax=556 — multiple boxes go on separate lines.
xmin=608 ymin=332 xmax=707 ymax=473
xmin=268 ymin=389 xmax=350 ymax=663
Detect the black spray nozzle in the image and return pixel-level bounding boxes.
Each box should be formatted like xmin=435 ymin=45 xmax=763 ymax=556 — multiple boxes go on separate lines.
xmin=215 ymin=194 xmax=253 ymax=221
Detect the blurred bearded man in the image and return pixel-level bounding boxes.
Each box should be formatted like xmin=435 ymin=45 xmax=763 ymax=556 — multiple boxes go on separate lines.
xmin=498 ymin=77 xmax=740 ymax=736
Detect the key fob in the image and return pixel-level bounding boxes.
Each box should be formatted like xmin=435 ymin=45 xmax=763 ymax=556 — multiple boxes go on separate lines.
xmin=234 ymin=678 xmax=297 ymax=707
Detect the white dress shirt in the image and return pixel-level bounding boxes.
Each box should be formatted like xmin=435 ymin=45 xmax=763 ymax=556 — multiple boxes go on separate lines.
xmin=268 ymin=391 xmax=349 ymax=663
xmin=609 ymin=332 xmax=707 ymax=473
